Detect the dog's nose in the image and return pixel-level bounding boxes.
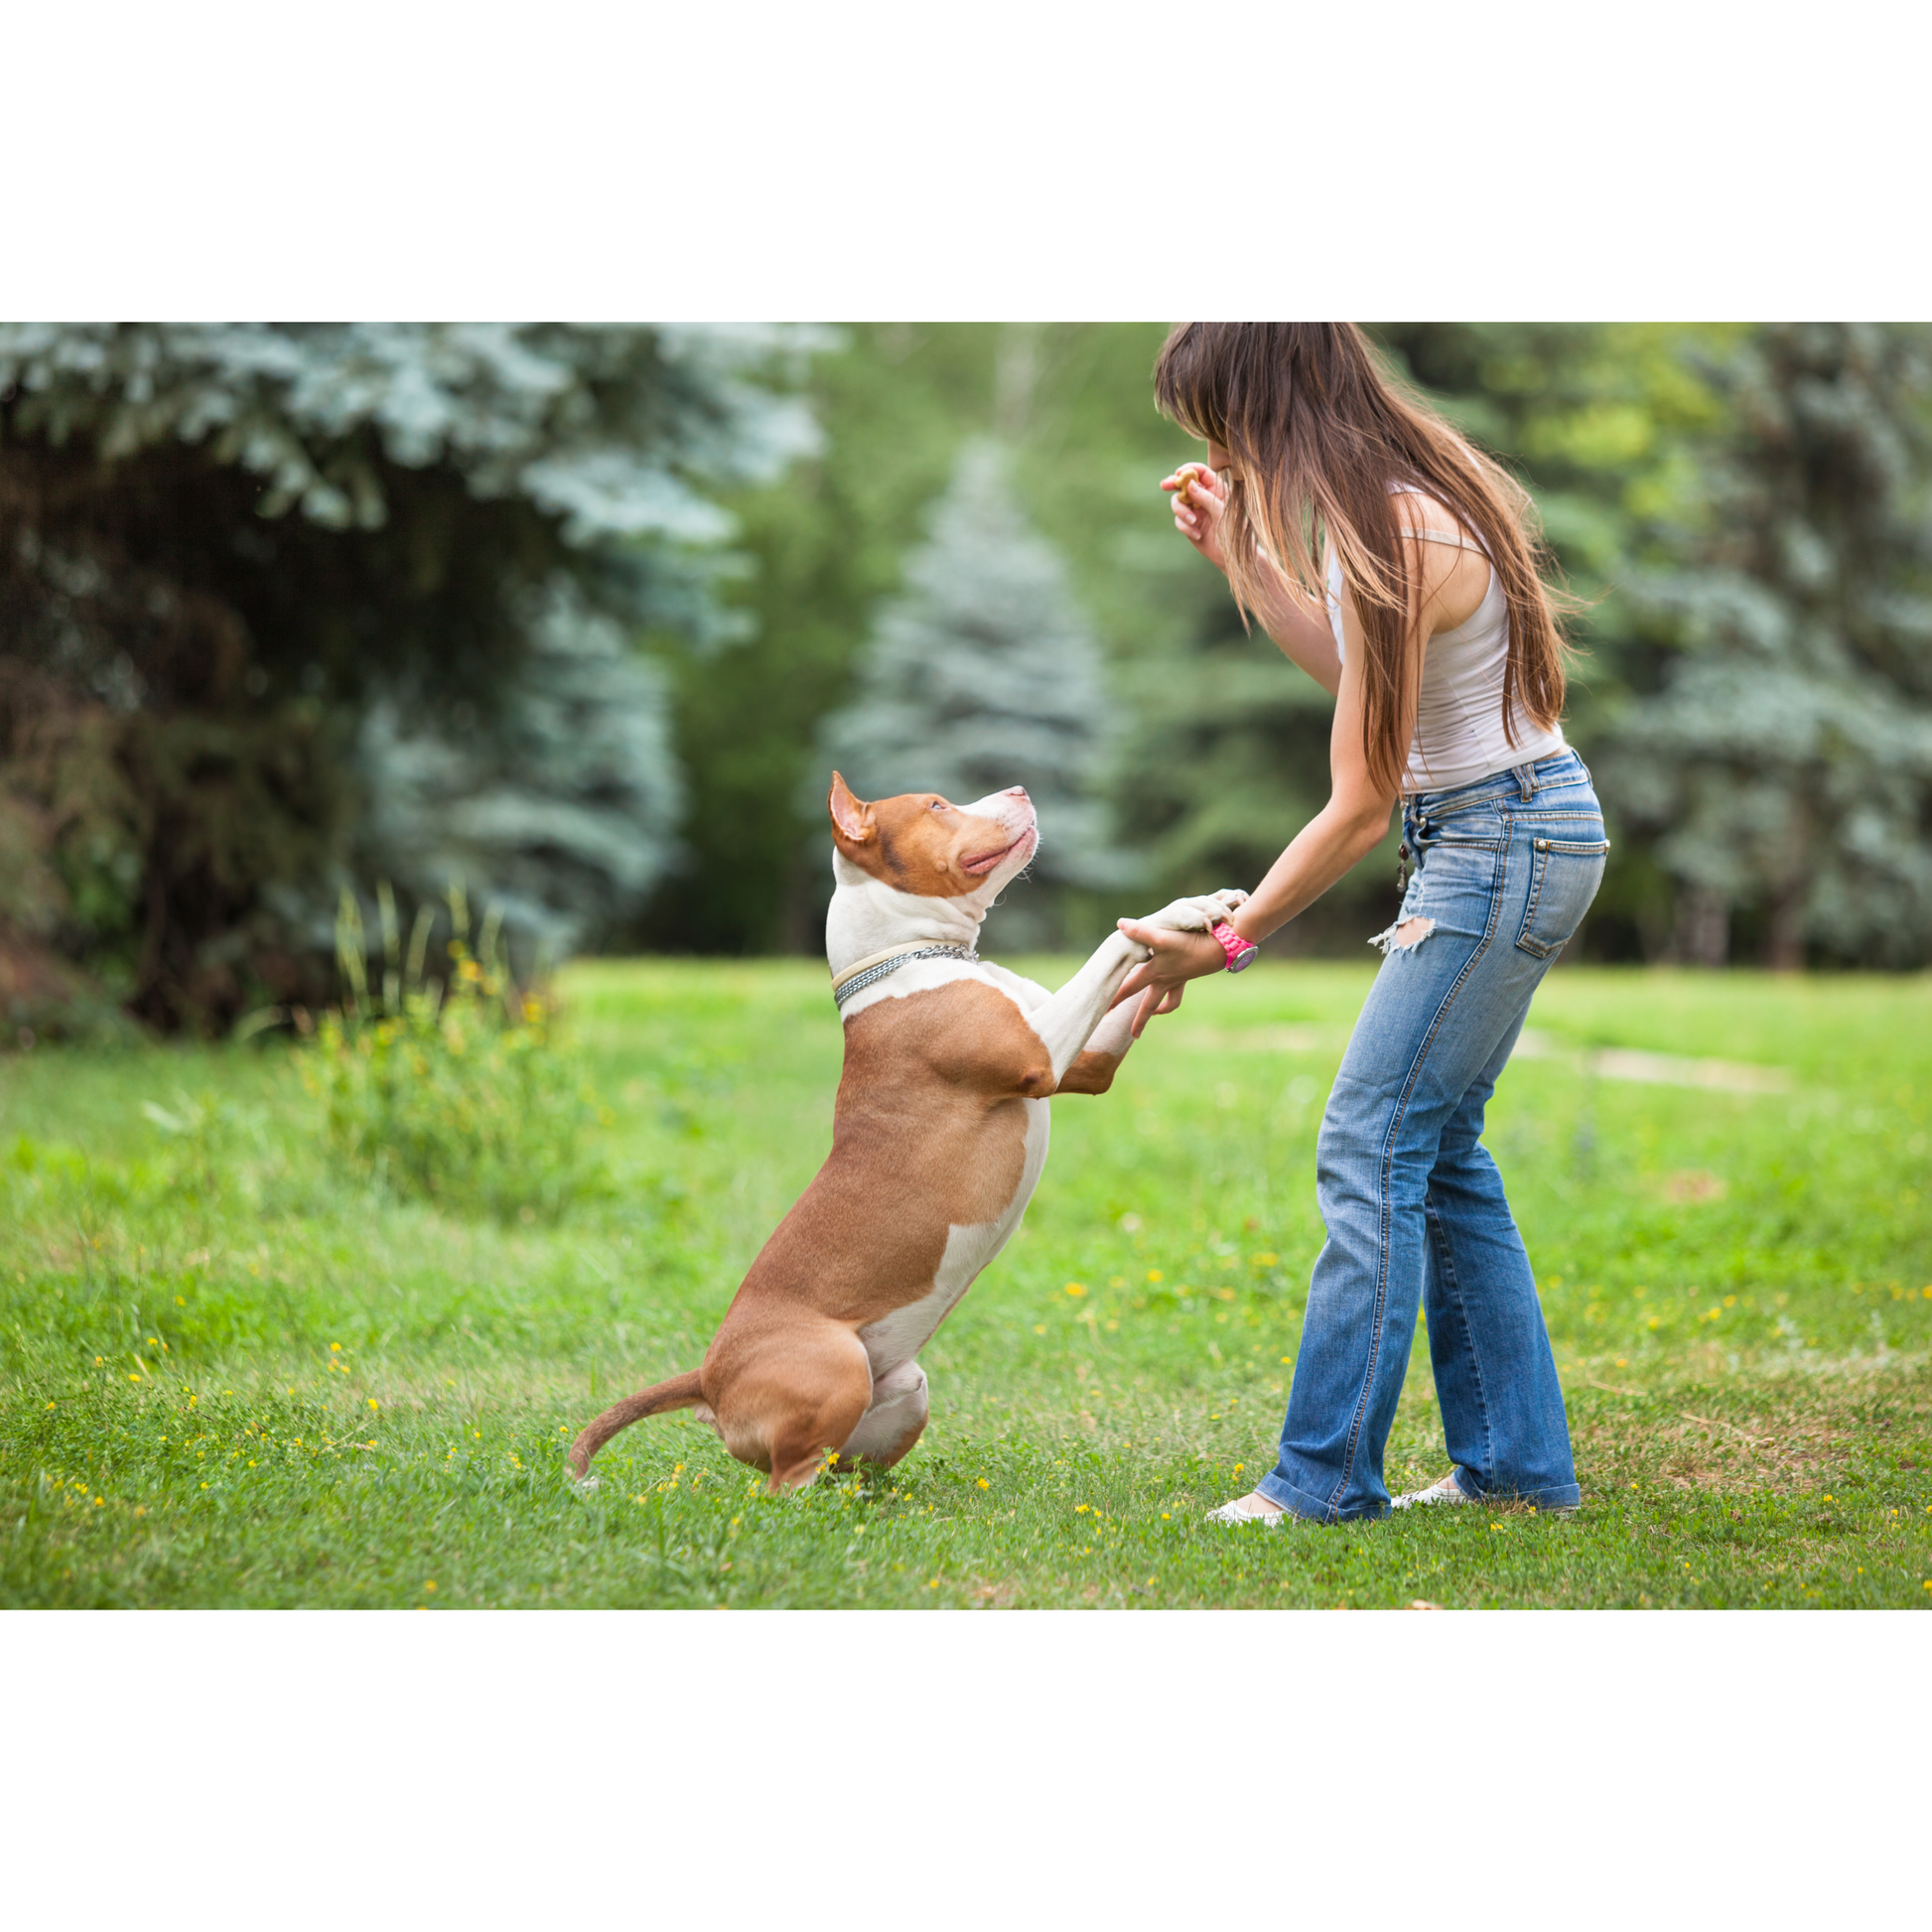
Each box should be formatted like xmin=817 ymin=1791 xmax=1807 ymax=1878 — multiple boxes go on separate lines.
xmin=1007 ymin=785 xmax=1031 ymax=801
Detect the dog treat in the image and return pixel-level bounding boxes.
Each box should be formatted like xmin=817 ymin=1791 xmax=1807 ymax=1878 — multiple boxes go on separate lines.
xmin=1173 ymin=462 xmax=1205 ymax=502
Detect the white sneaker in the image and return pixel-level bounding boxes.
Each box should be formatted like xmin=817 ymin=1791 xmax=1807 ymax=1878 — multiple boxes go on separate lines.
xmin=1392 ymin=1470 xmax=1580 ymax=1516
xmin=1391 ymin=1471 xmax=1470 ymax=1510
xmin=1204 ymin=1491 xmax=1287 ymax=1526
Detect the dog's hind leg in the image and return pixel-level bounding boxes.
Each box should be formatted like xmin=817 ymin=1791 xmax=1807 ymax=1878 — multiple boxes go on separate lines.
xmin=714 ymin=1321 xmax=874 ymax=1494
xmin=840 ymin=1358 xmax=929 ymax=1470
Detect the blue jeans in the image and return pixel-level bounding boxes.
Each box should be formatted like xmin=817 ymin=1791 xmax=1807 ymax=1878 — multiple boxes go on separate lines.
xmin=1255 ymin=751 xmax=1607 ymax=1522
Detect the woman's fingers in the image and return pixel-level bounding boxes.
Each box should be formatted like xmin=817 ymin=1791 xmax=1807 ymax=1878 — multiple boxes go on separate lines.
xmin=1163 ymin=465 xmax=1227 ymax=569
xmin=1135 ymin=984 xmax=1186 ymax=1036
xmin=1163 ymin=467 xmax=1223 ymax=525
xmin=1112 ymin=922 xmax=1228 ymax=1022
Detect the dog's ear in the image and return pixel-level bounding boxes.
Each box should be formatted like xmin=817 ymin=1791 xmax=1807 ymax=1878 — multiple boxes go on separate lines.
xmin=827 ymin=771 xmax=875 ymax=846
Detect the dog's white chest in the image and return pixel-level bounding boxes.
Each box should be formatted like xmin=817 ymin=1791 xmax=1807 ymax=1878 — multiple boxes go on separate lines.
xmin=857 ymin=1094 xmax=1050 ymax=1375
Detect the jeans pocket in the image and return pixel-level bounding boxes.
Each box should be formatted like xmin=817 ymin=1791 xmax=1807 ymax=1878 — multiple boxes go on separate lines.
xmin=1515 ymin=837 xmax=1609 ymax=959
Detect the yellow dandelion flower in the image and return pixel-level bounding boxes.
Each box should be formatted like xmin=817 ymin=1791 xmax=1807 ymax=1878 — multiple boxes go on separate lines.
xmin=368 ymin=1398 xmax=379 ymax=1412
xmin=1147 ymin=1270 xmax=1164 ymax=1284
xmin=424 ymin=1581 xmax=438 ymax=1592
xmin=976 ymin=1477 xmax=990 ymax=1489
xmin=1064 ymin=1283 xmax=1085 ymax=1298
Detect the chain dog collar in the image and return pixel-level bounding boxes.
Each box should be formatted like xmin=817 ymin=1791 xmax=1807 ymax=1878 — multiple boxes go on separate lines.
xmin=831 ymin=943 xmax=981 ymax=1009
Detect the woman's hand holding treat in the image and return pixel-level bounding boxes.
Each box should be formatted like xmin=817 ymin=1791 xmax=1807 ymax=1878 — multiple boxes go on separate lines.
xmin=1162 ymin=462 xmax=1229 ymax=573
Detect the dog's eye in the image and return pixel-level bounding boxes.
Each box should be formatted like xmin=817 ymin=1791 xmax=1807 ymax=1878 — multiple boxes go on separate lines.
xmin=928 ymin=799 xmax=949 ymax=812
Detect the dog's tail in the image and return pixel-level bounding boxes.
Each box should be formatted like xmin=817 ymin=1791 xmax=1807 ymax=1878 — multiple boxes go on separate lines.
xmin=568 ymin=1369 xmax=704 ymax=1478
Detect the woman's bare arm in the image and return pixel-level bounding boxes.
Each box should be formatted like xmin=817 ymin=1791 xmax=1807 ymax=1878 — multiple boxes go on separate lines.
xmin=1111 ymin=643 xmax=1396 ymax=1030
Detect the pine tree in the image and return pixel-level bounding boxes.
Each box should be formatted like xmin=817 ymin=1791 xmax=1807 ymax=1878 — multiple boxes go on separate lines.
xmin=351 ymin=579 xmax=682 ymax=963
xmin=0 ymin=324 xmax=813 ymax=1029
xmin=813 ymin=439 xmax=1130 ymax=948
xmin=1605 ymin=324 xmax=1932 ymax=968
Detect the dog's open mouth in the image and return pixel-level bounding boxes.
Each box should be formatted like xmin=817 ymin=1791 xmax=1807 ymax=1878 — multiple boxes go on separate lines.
xmin=961 ymin=827 xmax=1035 ymax=877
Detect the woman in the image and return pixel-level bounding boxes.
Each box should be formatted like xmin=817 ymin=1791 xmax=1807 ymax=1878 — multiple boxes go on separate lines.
xmin=1115 ymin=323 xmax=1604 ymax=1524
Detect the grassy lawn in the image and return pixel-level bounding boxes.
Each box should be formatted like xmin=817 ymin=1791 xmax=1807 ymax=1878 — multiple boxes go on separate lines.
xmin=3 ymin=957 xmax=1929 ymax=1610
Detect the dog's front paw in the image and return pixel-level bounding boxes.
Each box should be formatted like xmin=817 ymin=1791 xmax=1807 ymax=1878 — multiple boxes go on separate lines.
xmin=1134 ymin=890 xmax=1249 ymax=934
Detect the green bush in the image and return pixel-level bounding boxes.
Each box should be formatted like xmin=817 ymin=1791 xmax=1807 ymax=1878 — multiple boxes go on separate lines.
xmin=307 ymin=885 xmax=609 ymax=1220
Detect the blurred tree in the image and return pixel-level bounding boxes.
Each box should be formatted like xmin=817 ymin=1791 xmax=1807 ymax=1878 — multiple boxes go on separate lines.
xmin=1603 ymin=323 xmax=1932 ymax=968
xmin=814 ymin=438 xmax=1132 ymax=949
xmin=647 ymin=322 xmax=1226 ymax=956
xmin=0 ymin=324 xmax=812 ymax=1031
xmin=632 ymin=324 xmax=1004 ymax=955
xmin=352 ymin=580 xmax=682 ymax=961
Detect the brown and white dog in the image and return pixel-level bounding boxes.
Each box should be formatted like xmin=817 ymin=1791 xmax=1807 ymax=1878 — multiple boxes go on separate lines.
xmin=568 ymin=773 xmax=1243 ymax=1493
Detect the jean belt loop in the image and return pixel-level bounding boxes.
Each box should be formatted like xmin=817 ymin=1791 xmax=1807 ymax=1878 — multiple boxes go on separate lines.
xmin=1513 ymin=762 xmax=1537 ymax=802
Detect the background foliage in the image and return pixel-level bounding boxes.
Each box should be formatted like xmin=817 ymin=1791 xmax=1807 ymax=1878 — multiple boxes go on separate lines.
xmin=0 ymin=323 xmax=814 ymax=1034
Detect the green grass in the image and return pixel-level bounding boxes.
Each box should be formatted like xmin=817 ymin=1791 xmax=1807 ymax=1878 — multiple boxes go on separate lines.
xmin=3 ymin=959 xmax=1929 ymax=1609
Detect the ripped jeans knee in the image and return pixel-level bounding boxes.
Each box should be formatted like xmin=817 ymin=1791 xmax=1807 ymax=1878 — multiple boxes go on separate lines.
xmin=1368 ymin=915 xmax=1437 ymax=956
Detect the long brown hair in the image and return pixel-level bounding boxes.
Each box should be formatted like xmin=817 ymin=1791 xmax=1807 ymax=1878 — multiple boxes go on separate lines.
xmin=1155 ymin=323 xmax=1576 ymax=796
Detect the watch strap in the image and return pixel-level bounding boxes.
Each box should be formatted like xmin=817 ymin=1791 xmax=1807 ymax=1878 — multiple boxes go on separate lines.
xmin=1209 ymin=918 xmax=1259 ymax=971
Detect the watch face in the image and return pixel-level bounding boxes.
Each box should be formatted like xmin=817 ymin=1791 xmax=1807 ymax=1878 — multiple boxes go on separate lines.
xmin=1229 ymin=943 xmax=1259 ymax=972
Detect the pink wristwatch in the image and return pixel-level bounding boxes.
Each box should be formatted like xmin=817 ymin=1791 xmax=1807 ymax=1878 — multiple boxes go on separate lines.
xmin=1210 ymin=919 xmax=1260 ymax=972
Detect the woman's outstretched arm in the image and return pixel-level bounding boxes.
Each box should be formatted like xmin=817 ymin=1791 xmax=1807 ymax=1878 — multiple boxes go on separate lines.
xmin=1112 ymin=641 xmax=1397 ymax=1034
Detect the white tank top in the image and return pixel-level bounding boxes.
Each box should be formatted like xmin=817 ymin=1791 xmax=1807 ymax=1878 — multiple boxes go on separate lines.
xmin=1325 ymin=489 xmax=1566 ymax=794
